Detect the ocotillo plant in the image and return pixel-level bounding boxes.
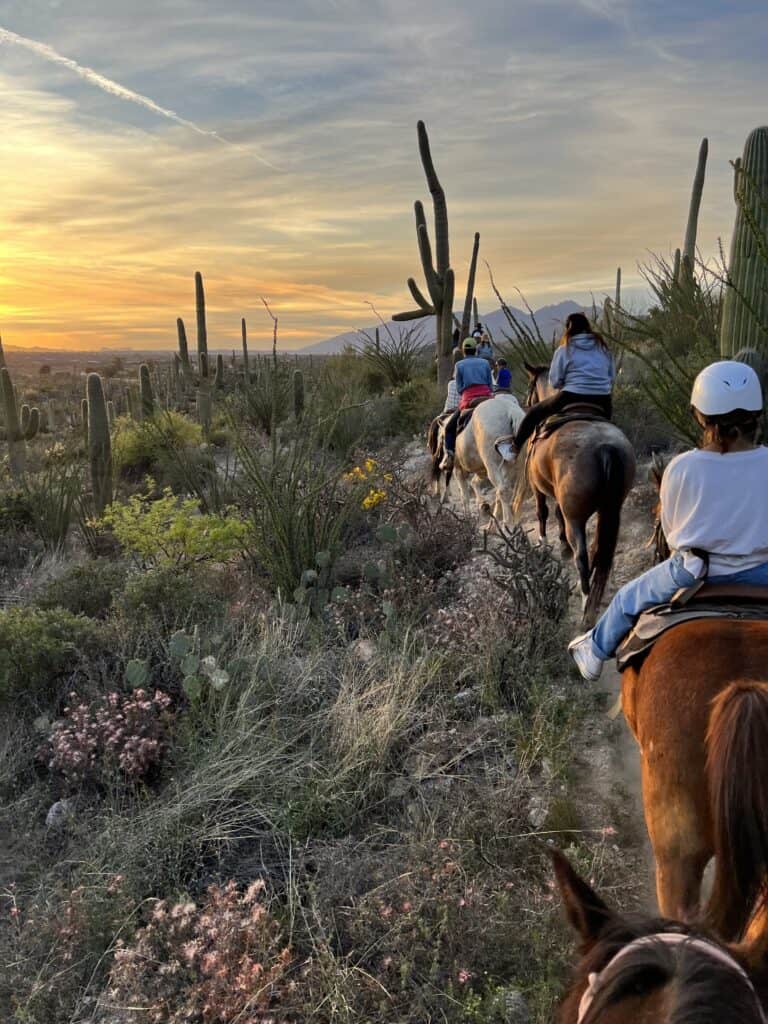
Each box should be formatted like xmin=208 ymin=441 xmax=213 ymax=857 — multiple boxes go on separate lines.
xmin=139 ymin=364 xmax=155 ymax=419
xmin=679 ymin=137 xmax=708 ymax=283
xmin=293 ymin=369 xmax=305 ymax=420
xmin=459 ymin=232 xmax=480 ymax=344
xmin=721 ymin=126 xmax=768 ymax=358
xmin=87 ymin=372 xmax=113 ymax=515
xmin=393 ymin=121 xmax=456 ymax=387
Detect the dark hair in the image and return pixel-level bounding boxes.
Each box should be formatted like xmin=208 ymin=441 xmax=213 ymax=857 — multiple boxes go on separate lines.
xmin=560 ymin=312 xmax=608 ymax=350
xmin=496 ymin=358 xmax=508 ymax=367
xmin=700 ymin=409 xmax=761 ymax=452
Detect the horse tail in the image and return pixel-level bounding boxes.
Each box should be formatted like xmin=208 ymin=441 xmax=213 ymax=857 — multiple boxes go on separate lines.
xmin=427 ymin=417 xmax=442 ymax=483
xmin=706 ymin=680 xmax=768 ymax=941
xmin=584 ymin=444 xmax=625 ymax=621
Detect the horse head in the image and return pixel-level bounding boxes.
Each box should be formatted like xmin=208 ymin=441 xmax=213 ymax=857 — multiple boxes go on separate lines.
xmin=523 ymin=362 xmax=551 ymax=408
xmin=648 ymin=452 xmax=670 ymax=563
xmin=553 ymin=849 xmax=767 ymax=1023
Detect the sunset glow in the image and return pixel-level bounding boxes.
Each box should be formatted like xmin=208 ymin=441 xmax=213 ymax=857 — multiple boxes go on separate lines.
xmin=0 ymin=1 xmax=765 ymax=350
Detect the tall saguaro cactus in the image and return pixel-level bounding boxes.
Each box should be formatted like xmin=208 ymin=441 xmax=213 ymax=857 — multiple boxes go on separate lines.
xmin=721 ymin=126 xmax=768 ymax=357
xmin=459 ymin=232 xmax=481 ymax=345
xmin=195 ymin=271 xmax=212 ymax=436
xmin=679 ymin=137 xmax=708 ymax=283
xmin=87 ymin=373 xmax=113 ymax=515
xmin=1 ymin=366 xmax=26 ymax=479
xmin=139 ymin=364 xmax=155 ymax=419
xmin=241 ymin=318 xmax=250 ymax=380
xmin=176 ymin=318 xmax=192 ymax=383
xmin=393 ymin=121 xmax=457 ymax=387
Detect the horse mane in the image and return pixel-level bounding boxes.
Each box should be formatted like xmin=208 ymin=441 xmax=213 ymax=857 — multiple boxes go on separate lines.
xmin=584 ymin=934 xmax=762 ymax=1023
xmin=568 ymin=918 xmax=762 ymax=1024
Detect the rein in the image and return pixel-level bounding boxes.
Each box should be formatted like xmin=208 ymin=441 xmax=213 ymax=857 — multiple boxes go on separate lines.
xmin=577 ymin=931 xmax=766 ymax=1023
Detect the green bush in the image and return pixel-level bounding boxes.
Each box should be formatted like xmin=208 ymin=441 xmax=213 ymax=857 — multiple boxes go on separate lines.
xmin=116 ymin=563 xmax=231 ymax=634
xmin=112 ymin=412 xmax=202 ymax=477
xmin=35 ymin=559 xmax=129 ymax=618
xmin=0 ymin=607 xmax=111 ymax=711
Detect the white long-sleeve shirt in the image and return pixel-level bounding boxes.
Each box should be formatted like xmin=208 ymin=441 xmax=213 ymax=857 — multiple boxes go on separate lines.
xmin=660 ymin=446 xmax=768 ymax=576
xmin=443 ymin=379 xmax=459 ymax=413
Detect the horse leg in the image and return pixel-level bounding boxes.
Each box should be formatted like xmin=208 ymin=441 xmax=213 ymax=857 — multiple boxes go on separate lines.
xmin=564 ymin=518 xmax=590 ymax=609
xmin=535 ymin=489 xmax=549 ymax=542
xmin=640 ymin=748 xmax=710 ymax=920
xmin=554 ymin=504 xmax=570 ymax=559
xmin=453 ymin=468 xmax=473 ymax=515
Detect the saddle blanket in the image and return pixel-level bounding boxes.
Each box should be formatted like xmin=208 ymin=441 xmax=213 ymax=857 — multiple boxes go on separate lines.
xmin=616 ymin=591 xmax=768 ymax=672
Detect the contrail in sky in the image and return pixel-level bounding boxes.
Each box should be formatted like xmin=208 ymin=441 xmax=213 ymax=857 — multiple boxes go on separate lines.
xmin=0 ymin=24 xmax=279 ymax=169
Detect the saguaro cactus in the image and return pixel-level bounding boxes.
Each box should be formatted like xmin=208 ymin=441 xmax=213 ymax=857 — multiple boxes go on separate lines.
xmin=214 ymin=353 xmax=225 ymax=389
xmin=87 ymin=372 xmax=113 ymax=514
xmin=176 ymin=318 xmax=192 ymax=383
xmin=721 ymin=126 xmax=768 ymax=357
xmin=241 ymin=318 xmax=250 ymax=379
xmin=459 ymin=232 xmax=481 ymax=345
xmin=194 ymin=271 xmax=212 ymax=436
xmin=293 ymin=369 xmax=305 ymax=420
xmin=1 ymin=367 xmax=26 ymax=478
xmin=679 ymin=137 xmax=708 ymax=283
xmin=139 ymin=364 xmax=155 ymax=419
xmin=19 ymin=404 xmax=40 ymax=439
xmin=393 ymin=121 xmax=456 ymax=387
xmin=0 ymin=335 xmax=5 ymax=371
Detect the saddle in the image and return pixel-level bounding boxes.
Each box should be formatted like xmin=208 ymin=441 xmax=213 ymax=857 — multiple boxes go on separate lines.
xmin=533 ymin=403 xmax=609 ymax=444
xmin=616 ymin=583 xmax=768 ymax=672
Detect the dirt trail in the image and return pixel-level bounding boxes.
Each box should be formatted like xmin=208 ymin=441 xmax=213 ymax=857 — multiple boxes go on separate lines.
xmin=413 ymin=442 xmax=660 ymax=909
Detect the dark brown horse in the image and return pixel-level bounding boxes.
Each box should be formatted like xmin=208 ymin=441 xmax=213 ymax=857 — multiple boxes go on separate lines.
xmin=522 ymin=364 xmax=636 ymax=624
xmin=553 ymin=850 xmax=768 ymax=1022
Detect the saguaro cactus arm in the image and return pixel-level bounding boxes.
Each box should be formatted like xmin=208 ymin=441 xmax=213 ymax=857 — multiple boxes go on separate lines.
xmin=195 ymin=271 xmax=209 ymax=378
xmin=680 ymin=137 xmax=708 ymax=280
xmin=460 ymin=232 xmax=480 ymax=342
xmin=417 ymin=119 xmax=449 ymax=275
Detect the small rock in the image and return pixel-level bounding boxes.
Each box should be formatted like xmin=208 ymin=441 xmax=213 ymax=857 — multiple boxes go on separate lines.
xmin=453 ymin=688 xmax=476 ymax=706
xmin=351 ymin=639 xmax=376 ymax=663
xmin=46 ymin=798 xmax=74 ymax=830
xmin=487 ymin=986 xmax=530 ymax=1023
xmin=527 ymin=795 xmax=549 ymax=831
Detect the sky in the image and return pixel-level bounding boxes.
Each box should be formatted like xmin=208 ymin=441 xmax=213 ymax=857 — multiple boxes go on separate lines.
xmin=0 ymin=0 xmax=765 ymax=351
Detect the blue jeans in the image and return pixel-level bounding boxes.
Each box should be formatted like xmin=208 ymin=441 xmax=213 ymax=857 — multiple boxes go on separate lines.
xmin=592 ymin=556 xmax=768 ymax=659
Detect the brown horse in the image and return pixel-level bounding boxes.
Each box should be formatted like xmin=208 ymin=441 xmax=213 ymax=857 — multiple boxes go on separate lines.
xmin=522 ymin=364 xmax=636 ymax=623
xmin=553 ymin=849 xmax=768 ymax=1022
xmin=622 ymin=627 xmax=768 ymax=939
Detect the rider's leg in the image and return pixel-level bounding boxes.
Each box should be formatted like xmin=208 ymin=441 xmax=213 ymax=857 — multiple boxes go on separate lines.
xmin=591 ymin=555 xmax=697 ymax=658
xmin=569 ymin=555 xmax=697 ymax=681
xmin=511 ymin=391 xmax=566 ymax=450
xmin=440 ymin=411 xmax=459 ymax=468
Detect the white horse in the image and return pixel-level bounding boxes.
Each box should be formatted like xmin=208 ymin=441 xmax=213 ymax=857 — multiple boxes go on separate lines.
xmin=438 ymin=394 xmax=525 ymax=527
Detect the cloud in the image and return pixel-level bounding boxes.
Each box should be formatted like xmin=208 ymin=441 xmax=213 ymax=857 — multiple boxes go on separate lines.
xmin=0 ymin=24 xmax=228 ymax=143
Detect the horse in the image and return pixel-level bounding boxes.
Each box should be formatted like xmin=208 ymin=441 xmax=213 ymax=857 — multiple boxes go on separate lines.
xmin=553 ymin=849 xmax=768 ymax=1022
xmin=619 ymin=469 xmax=768 ymax=934
xmin=430 ymin=394 xmax=525 ymax=528
xmin=522 ymin=363 xmax=636 ymax=624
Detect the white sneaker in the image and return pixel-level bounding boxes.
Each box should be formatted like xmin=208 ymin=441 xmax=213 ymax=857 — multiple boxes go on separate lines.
xmin=497 ymin=442 xmax=517 ymax=463
xmin=568 ymin=631 xmax=604 ymax=681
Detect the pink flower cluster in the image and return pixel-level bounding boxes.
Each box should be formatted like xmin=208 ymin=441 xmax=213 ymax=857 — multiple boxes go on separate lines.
xmin=43 ymin=689 xmax=173 ymax=786
xmin=108 ymin=879 xmax=294 ymax=1023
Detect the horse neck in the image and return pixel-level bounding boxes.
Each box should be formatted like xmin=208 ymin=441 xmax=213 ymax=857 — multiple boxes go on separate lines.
xmin=535 ymin=374 xmax=556 ymax=403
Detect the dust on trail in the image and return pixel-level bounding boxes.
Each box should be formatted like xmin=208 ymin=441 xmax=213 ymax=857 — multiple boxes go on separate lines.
xmin=413 ymin=441 xmax=660 ymax=909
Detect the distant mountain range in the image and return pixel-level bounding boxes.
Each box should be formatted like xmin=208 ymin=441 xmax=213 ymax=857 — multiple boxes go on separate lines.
xmin=298 ymin=300 xmax=588 ymax=354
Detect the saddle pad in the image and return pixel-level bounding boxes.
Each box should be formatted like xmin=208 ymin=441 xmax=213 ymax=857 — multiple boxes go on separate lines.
xmin=616 ymin=601 xmax=768 ymax=672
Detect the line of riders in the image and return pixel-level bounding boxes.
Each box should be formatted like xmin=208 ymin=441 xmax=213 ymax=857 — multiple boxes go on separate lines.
xmin=433 ymin=312 xmax=768 ymax=682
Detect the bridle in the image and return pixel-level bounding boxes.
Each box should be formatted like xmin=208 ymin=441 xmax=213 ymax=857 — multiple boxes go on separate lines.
xmin=577 ymin=931 xmax=766 ymax=1023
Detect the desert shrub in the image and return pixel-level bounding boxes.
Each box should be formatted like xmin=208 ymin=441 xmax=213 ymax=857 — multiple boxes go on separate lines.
xmin=35 ymin=558 xmax=129 ymax=618
xmin=358 ymin=323 xmax=429 ymax=387
xmin=116 ymin=564 xmax=231 ymax=636
xmin=104 ymin=880 xmax=295 ymax=1023
xmin=112 ymin=412 xmax=202 ymax=477
xmin=100 ymin=484 xmax=248 ymax=568
xmin=238 ymin=361 xmax=292 ymax=435
xmin=0 ymin=488 xmax=33 ymax=531
xmin=0 ymin=607 xmax=111 ymax=711
xmin=393 ymin=376 xmax=443 ymax=434
xmin=612 ymin=381 xmax=676 ymax=455
xmin=41 ymin=688 xmax=173 ymax=788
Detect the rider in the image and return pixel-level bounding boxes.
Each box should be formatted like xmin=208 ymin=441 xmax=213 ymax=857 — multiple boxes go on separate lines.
xmin=493 ymin=358 xmax=512 ymax=393
xmin=440 ymin=337 xmax=494 ymax=470
xmin=475 ymin=330 xmax=494 ymax=364
xmin=569 ymin=360 xmax=768 ymax=681
xmin=442 ymin=347 xmax=464 ymax=413
xmin=496 ymin=312 xmax=615 ymax=462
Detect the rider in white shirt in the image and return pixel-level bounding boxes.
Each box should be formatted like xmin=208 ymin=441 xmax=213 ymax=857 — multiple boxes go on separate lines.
xmin=569 ymin=361 xmax=768 ymax=681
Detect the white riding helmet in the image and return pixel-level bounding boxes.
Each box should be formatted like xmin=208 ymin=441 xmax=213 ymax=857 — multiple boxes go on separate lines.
xmin=690 ymin=360 xmax=764 ymax=416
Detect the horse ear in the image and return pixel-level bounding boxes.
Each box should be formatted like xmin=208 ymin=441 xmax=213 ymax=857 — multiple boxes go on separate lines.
xmin=551 ymin=849 xmax=615 ymax=943
xmin=523 ymin=361 xmax=538 ymax=378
